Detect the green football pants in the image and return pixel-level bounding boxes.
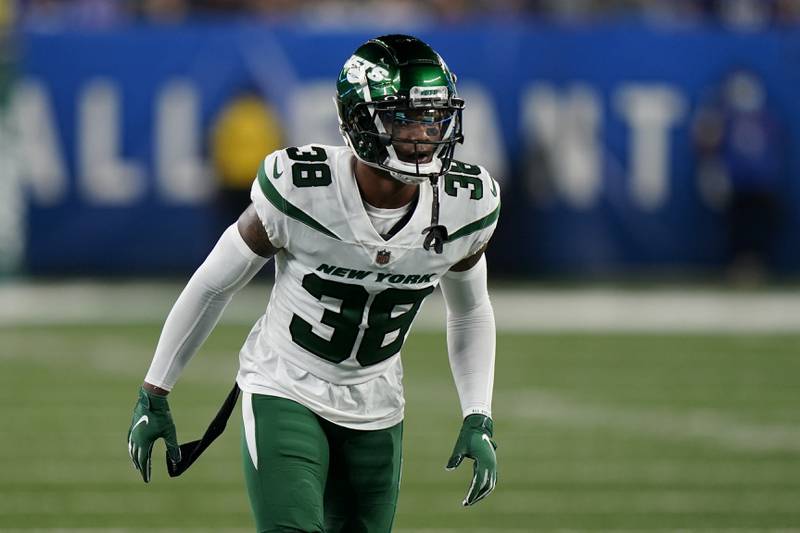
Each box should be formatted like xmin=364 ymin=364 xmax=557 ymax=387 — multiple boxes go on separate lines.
xmin=242 ymin=393 xmax=403 ymax=533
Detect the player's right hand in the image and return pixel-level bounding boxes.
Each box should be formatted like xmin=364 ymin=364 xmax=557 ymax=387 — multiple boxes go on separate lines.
xmin=127 ymin=385 xmax=181 ymax=483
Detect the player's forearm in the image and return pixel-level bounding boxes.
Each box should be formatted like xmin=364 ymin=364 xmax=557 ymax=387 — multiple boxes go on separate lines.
xmin=446 ymin=301 xmax=495 ymax=417
xmin=144 ymin=224 xmax=268 ymax=391
xmin=441 ymin=255 xmax=496 ymax=418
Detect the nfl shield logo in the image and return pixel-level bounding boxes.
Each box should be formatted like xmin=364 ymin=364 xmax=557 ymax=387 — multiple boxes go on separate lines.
xmin=376 ymin=250 xmax=391 ymax=265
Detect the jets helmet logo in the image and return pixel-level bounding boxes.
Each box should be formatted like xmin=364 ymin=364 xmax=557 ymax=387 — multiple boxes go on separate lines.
xmin=343 ymin=55 xmax=390 ymax=84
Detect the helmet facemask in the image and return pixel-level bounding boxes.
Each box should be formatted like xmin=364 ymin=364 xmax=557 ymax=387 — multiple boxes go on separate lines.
xmin=335 ymin=34 xmax=465 ymax=254
xmin=338 ymin=90 xmax=464 ymax=185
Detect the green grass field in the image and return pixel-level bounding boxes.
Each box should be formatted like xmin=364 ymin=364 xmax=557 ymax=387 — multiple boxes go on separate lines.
xmin=1 ymin=324 xmax=799 ymax=531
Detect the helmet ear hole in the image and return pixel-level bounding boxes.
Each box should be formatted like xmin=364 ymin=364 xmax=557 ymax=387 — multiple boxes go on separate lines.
xmin=345 ymin=104 xmax=390 ymax=163
xmin=353 ymin=106 xmax=374 ymax=133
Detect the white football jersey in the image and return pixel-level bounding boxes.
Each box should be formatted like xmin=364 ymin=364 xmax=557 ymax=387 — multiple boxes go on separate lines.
xmin=237 ymin=144 xmax=500 ymax=429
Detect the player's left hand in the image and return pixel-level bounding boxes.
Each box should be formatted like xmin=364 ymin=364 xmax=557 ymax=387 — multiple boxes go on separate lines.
xmin=127 ymin=386 xmax=181 ymax=483
xmin=446 ymin=414 xmax=497 ymax=506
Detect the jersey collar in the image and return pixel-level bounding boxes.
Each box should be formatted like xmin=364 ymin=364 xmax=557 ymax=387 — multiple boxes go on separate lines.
xmin=336 ymin=151 xmax=431 ymax=257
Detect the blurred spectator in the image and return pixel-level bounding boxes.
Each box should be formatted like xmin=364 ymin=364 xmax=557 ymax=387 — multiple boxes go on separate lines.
xmin=530 ymin=0 xmax=635 ymax=22
xmin=15 ymin=0 xmax=800 ymax=27
xmin=639 ymin=0 xmax=715 ymax=25
xmin=299 ymin=0 xmax=434 ymax=26
xmin=717 ymin=0 xmax=773 ymax=30
xmin=136 ymin=0 xmax=188 ymax=23
xmin=692 ymin=69 xmax=787 ymax=283
xmin=22 ymin=0 xmax=129 ymax=29
xmin=191 ymin=0 xmax=241 ymax=10
xmin=774 ymin=0 xmax=800 ymax=24
xmin=245 ymin=0 xmax=307 ymax=20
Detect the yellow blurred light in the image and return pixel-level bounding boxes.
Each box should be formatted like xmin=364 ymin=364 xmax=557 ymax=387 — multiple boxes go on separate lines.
xmin=211 ymin=95 xmax=284 ymax=190
xmin=0 ymin=0 xmax=13 ymax=30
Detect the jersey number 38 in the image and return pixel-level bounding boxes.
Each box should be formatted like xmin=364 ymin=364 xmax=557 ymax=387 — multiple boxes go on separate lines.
xmin=290 ymin=273 xmax=433 ymax=367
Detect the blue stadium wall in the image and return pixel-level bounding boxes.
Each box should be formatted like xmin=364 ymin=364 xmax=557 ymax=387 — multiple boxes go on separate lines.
xmin=14 ymin=22 xmax=800 ymax=276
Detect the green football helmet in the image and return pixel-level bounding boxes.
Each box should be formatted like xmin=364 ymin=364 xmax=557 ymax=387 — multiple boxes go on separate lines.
xmin=335 ymin=34 xmax=465 ymax=185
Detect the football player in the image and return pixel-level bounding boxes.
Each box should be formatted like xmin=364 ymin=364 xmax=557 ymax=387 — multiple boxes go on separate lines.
xmin=127 ymin=34 xmax=500 ymax=532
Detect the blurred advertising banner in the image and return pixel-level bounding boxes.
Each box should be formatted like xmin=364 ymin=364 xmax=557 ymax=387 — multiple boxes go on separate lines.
xmin=12 ymin=23 xmax=800 ymax=275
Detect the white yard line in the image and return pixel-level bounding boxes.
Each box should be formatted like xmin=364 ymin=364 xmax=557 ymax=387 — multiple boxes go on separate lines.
xmin=504 ymin=389 xmax=800 ymax=454
xmin=2 ymin=281 xmax=800 ymax=332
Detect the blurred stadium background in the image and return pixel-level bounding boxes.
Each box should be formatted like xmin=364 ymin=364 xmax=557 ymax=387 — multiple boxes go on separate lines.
xmin=2 ymin=0 xmax=800 ymax=531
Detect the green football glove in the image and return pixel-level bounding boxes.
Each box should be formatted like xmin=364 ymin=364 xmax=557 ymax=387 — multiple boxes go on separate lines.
xmin=127 ymin=386 xmax=181 ymax=483
xmin=446 ymin=414 xmax=498 ymax=506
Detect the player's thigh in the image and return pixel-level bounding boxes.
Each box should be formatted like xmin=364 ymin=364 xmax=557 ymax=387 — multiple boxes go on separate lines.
xmin=323 ymin=421 xmax=403 ymax=533
xmin=242 ymin=393 xmax=329 ymax=533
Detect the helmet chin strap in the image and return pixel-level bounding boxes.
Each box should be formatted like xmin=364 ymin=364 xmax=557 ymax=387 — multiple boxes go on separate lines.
xmin=422 ymin=175 xmax=448 ymax=254
xmin=353 ymin=104 xmax=456 ymax=253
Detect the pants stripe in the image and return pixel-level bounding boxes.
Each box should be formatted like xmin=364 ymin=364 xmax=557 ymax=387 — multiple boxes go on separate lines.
xmin=242 ymin=391 xmax=258 ymax=470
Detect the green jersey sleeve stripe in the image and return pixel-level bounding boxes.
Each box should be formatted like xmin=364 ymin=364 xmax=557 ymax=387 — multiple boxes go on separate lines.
xmin=447 ymin=203 xmax=500 ymax=242
xmin=257 ymin=162 xmax=342 ymax=241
